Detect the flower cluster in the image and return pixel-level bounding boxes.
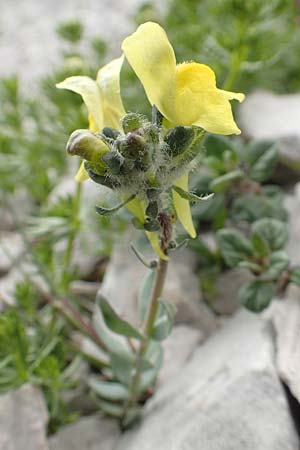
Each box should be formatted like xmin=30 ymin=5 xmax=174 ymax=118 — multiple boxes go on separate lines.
xmin=57 ymin=22 xmax=244 ymax=257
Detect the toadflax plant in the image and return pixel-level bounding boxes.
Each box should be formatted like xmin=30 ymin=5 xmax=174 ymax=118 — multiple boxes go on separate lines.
xmin=56 ymin=22 xmax=244 ymax=426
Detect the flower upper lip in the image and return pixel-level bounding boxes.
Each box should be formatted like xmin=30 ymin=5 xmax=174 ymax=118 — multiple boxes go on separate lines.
xmin=122 ymin=21 xmax=245 ymax=135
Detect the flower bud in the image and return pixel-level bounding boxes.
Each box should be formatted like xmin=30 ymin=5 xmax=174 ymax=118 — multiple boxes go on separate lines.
xmin=122 ymin=113 xmax=145 ymax=133
xmin=146 ymin=201 xmax=158 ymax=218
xmin=144 ymin=217 xmax=160 ymax=232
xmin=117 ymin=132 xmax=146 ymax=159
xmin=66 ymin=129 xmax=108 ymax=162
xmin=164 ymin=126 xmax=195 ymax=158
xmin=146 ymin=187 xmax=163 ymax=200
xmin=102 ymin=127 xmax=120 ymax=141
xmin=102 ymin=151 xmax=124 ymax=175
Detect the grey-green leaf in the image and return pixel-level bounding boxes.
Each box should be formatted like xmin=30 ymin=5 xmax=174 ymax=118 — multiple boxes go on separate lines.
xmin=88 ymin=377 xmax=129 ymax=401
xmin=138 ymin=270 xmax=155 ymax=322
xmin=151 ymin=300 xmax=176 ymax=341
xmin=217 ymin=228 xmax=254 ymax=267
xmin=252 ymin=218 xmax=288 ymax=251
xmin=98 ymin=296 xmax=145 ymax=341
xmin=264 ymin=250 xmax=289 ymax=279
xmin=210 ymin=169 xmax=244 ymax=192
xmin=239 ymin=280 xmax=275 ymax=312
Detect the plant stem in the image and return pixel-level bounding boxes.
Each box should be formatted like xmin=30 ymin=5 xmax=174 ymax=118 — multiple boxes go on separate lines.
xmin=145 ymin=258 xmax=169 ymax=336
xmin=124 ymin=215 xmax=172 ymax=422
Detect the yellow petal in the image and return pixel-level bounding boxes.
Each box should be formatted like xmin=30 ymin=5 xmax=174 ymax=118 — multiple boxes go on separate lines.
xmin=122 ymin=22 xmax=176 ymax=120
xmin=97 ymin=56 xmax=126 ymax=131
xmin=75 ymin=160 xmax=89 ymax=182
xmin=174 ymin=63 xmax=244 ymax=135
xmin=56 ymin=76 xmax=103 ymax=131
xmin=126 ymin=197 xmax=169 ymax=260
xmin=172 ymin=173 xmax=196 ymax=238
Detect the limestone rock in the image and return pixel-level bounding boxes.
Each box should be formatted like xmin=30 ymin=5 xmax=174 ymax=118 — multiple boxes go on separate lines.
xmin=117 ymin=311 xmax=299 ymax=450
xmin=99 ymin=236 xmax=217 ymax=336
xmin=284 ymin=189 xmax=300 ymax=266
xmin=239 ymin=90 xmax=300 ymax=140
xmin=268 ymin=293 xmax=300 ymax=405
xmin=159 ymin=325 xmax=202 ymax=385
xmin=48 ymin=415 xmax=120 ymax=450
xmin=239 ymin=90 xmax=300 ymax=175
xmin=0 ymin=0 xmax=164 ymax=82
xmin=0 ymin=384 xmax=48 ymax=450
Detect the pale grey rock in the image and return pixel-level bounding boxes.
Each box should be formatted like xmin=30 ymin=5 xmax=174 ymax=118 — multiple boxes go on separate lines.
xmin=117 ymin=310 xmax=299 ymax=450
xmin=0 ymin=384 xmax=48 ymax=450
xmin=159 ymin=325 xmax=202 ymax=385
xmin=48 ymin=415 xmax=119 ymax=450
xmin=100 ymin=235 xmax=217 ymax=335
xmin=267 ymin=293 xmax=300 ymax=405
xmin=284 ymin=189 xmax=300 ymax=266
xmin=0 ymin=232 xmax=24 ymax=276
xmin=239 ymin=90 xmax=300 ymax=140
xmin=0 ymin=0 xmax=163 ymax=83
xmin=212 ymin=267 xmax=254 ymax=315
xmin=239 ymin=90 xmax=300 ymax=174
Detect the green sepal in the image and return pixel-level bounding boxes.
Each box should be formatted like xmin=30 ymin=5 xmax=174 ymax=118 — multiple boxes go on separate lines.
xmin=102 ymin=127 xmax=120 ymax=141
xmin=95 ymin=194 xmax=135 ymax=217
xmin=172 ymin=185 xmax=214 ymax=203
xmin=102 ymin=151 xmax=124 ymax=175
xmin=146 ymin=201 xmax=159 ymax=218
xmin=164 ymin=126 xmax=195 ymax=158
xmin=152 ymin=105 xmax=163 ymax=128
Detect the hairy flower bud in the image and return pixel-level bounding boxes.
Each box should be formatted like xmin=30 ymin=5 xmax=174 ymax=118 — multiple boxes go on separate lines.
xmin=66 ymin=129 xmax=108 ymax=162
xmin=122 ymin=112 xmax=145 ymax=133
xmin=102 ymin=127 xmax=121 ymax=141
xmin=102 ymin=151 xmax=124 ymax=175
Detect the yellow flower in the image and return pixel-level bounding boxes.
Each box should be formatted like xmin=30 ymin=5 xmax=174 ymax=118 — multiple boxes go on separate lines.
xmin=56 ymin=54 xmax=167 ymax=258
xmin=56 ymin=55 xmax=126 ymax=181
xmin=122 ymin=22 xmax=245 ymax=238
xmin=122 ymin=22 xmax=244 ymax=134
